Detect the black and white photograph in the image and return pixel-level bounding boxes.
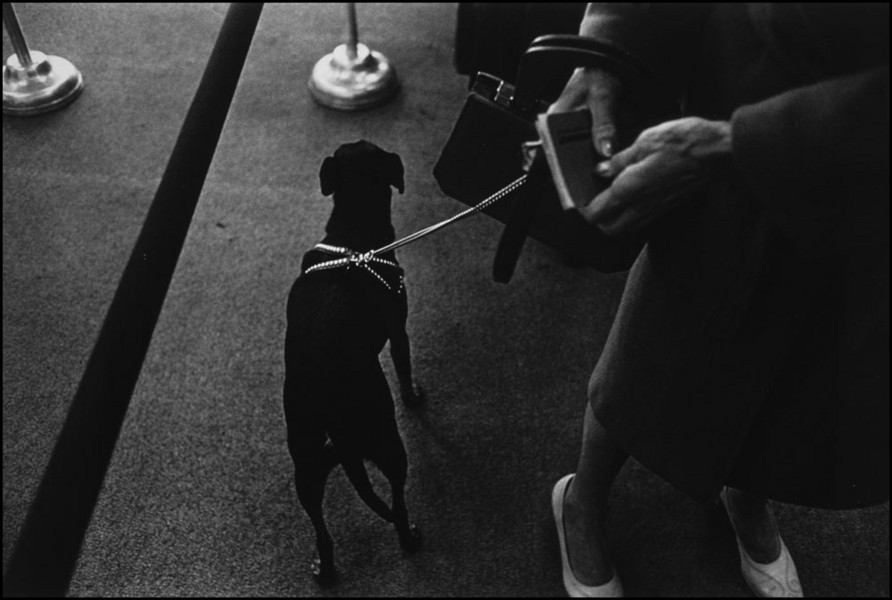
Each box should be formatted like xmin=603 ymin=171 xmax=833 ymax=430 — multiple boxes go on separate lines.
xmin=3 ymin=3 xmax=888 ymax=597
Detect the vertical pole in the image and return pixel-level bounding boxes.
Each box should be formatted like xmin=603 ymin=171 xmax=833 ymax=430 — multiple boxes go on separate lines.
xmin=346 ymin=2 xmax=358 ymax=59
xmin=3 ymin=3 xmax=33 ymax=67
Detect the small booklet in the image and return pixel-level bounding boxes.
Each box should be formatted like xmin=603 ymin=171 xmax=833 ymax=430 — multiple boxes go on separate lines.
xmin=535 ymin=110 xmax=605 ymax=211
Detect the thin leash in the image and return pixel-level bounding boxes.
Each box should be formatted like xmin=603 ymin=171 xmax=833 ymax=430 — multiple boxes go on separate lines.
xmin=373 ymin=174 xmax=527 ymax=256
xmin=304 ymin=174 xmax=528 ymax=288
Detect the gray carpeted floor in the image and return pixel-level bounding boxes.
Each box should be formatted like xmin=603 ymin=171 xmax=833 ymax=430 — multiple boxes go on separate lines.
xmin=3 ymin=3 xmax=888 ymax=597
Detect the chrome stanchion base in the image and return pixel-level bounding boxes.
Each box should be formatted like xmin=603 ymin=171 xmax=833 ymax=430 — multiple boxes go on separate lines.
xmin=308 ymin=42 xmax=399 ymax=111
xmin=3 ymin=50 xmax=84 ymax=116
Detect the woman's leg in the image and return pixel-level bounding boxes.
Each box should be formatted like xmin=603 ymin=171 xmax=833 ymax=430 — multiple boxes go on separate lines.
xmin=723 ymin=488 xmax=803 ymax=597
xmin=562 ymin=402 xmax=629 ymax=586
xmin=562 ymin=406 xmax=784 ymax=586
xmin=723 ymin=487 xmax=782 ymax=564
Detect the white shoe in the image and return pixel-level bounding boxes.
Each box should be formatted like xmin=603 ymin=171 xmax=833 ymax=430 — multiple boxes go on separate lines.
xmin=721 ymin=488 xmax=803 ymax=597
xmin=552 ymin=474 xmax=623 ymax=597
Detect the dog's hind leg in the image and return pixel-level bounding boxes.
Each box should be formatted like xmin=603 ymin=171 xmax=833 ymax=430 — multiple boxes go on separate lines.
xmin=327 ymin=427 xmax=395 ymax=524
xmin=369 ymin=425 xmax=422 ymax=553
xmin=287 ymin=424 xmax=339 ymax=586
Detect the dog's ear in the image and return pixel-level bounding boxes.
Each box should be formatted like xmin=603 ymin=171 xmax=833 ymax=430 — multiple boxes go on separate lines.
xmin=386 ymin=153 xmax=405 ymax=194
xmin=320 ymin=156 xmax=338 ymax=196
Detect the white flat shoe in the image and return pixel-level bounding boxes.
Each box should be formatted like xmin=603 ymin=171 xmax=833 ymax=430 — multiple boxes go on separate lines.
xmin=721 ymin=488 xmax=803 ymax=598
xmin=552 ymin=474 xmax=623 ymax=597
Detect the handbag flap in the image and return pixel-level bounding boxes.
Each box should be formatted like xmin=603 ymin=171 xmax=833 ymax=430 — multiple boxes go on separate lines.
xmin=434 ymin=81 xmax=538 ymax=225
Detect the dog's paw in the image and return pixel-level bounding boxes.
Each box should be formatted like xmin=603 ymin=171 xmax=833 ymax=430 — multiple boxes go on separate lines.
xmin=398 ymin=524 xmax=423 ymax=553
xmin=401 ymin=384 xmax=425 ymax=408
xmin=311 ymin=555 xmax=337 ymax=587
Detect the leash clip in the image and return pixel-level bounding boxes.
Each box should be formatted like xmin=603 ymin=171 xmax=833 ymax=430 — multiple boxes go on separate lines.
xmin=348 ymin=251 xmax=373 ymax=267
xmin=521 ymin=140 xmax=542 ymax=173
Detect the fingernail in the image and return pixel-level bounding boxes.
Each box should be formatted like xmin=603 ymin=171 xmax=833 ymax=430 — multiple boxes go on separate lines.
xmin=595 ymin=161 xmax=612 ymax=176
xmin=599 ymin=139 xmax=614 ymax=157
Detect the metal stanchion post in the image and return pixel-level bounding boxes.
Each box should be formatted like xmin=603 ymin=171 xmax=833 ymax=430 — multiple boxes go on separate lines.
xmin=3 ymin=2 xmax=84 ymax=116
xmin=308 ymin=2 xmax=399 ymax=110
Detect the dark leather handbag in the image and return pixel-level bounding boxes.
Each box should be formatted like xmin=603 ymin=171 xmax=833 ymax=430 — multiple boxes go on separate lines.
xmin=434 ymin=34 xmax=678 ymax=282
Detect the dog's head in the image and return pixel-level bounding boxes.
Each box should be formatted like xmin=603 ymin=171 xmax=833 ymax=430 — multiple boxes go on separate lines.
xmin=320 ymin=140 xmax=404 ymax=197
xmin=320 ymin=140 xmax=404 ymax=246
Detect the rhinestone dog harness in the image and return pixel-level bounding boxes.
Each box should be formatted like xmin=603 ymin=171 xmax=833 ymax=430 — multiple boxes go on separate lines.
xmin=304 ymin=243 xmax=405 ymax=292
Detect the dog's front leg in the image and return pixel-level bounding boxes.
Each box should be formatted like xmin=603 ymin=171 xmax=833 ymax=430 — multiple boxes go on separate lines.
xmin=389 ymin=292 xmax=424 ymax=407
xmin=389 ymin=327 xmax=423 ymax=408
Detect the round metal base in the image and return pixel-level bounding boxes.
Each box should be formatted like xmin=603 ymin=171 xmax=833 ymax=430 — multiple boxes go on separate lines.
xmin=3 ymin=50 xmax=84 ymax=116
xmin=308 ymin=43 xmax=399 ymax=111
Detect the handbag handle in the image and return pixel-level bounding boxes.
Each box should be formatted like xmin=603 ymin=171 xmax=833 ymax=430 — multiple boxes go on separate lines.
xmin=515 ymin=34 xmax=679 ymax=116
xmin=492 ymin=153 xmax=551 ymax=282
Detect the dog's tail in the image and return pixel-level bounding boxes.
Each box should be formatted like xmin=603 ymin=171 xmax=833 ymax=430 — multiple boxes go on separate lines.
xmin=329 ymin=433 xmax=394 ymax=523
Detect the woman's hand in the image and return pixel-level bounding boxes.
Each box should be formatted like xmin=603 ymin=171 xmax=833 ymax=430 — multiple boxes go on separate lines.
xmin=549 ymin=68 xmax=732 ymax=236
xmin=581 ymin=117 xmax=732 ymax=235
xmin=548 ymin=67 xmax=624 ymax=158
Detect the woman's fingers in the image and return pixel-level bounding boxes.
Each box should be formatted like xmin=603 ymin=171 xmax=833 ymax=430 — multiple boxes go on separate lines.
xmin=549 ymin=68 xmax=623 ymax=158
xmin=585 ymin=71 xmax=623 ymax=157
xmin=588 ymin=91 xmax=618 ymax=158
xmin=548 ymin=68 xmax=593 ymax=113
xmin=582 ymin=155 xmax=654 ymax=225
xmin=594 ymin=141 xmax=641 ymax=178
xmin=581 ymin=151 xmax=703 ymax=235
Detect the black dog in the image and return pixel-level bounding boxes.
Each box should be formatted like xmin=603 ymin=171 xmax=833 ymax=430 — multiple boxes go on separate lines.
xmin=283 ymin=140 xmax=424 ymax=585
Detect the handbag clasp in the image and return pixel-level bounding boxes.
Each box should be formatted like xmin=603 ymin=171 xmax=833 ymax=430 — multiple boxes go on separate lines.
xmin=494 ymin=80 xmax=514 ymax=107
